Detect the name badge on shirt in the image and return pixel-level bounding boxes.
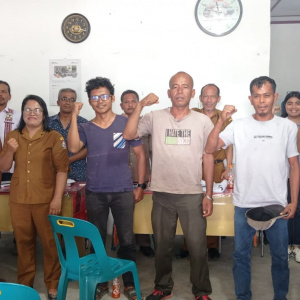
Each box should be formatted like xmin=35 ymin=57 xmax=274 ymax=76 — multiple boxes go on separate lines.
xmin=165 ymin=129 xmax=191 ymax=145
xmin=60 ymin=136 xmax=67 ymax=148
xmin=5 ymin=113 xmax=13 ymax=122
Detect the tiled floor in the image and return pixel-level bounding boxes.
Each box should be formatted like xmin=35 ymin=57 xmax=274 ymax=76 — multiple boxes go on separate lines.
xmin=0 ymin=232 xmax=299 ymax=300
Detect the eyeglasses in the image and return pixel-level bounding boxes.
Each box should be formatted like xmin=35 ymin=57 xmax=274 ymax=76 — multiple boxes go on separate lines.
xmin=23 ymin=108 xmax=43 ymax=115
xmin=60 ymin=97 xmax=76 ymax=103
xmin=90 ymin=94 xmax=112 ymax=102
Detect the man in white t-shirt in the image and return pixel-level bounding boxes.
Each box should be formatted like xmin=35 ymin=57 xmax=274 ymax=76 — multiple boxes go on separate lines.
xmin=124 ymin=72 xmax=215 ymax=300
xmin=0 ymin=81 xmax=21 ymax=181
xmin=205 ymin=76 xmax=299 ymax=300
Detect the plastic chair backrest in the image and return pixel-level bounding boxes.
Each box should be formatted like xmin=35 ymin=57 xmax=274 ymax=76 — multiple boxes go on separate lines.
xmin=48 ymin=215 xmax=111 ymax=277
xmin=0 ymin=282 xmax=41 ymax=300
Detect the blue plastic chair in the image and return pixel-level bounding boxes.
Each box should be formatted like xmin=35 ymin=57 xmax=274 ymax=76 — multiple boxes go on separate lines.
xmin=0 ymin=282 xmax=41 ymax=300
xmin=48 ymin=215 xmax=142 ymax=300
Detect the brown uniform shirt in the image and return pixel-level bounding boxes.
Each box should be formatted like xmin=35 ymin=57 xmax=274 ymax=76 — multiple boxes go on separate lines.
xmin=192 ymin=108 xmax=232 ymax=183
xmin=3 ymin=128 xmax=69 ymax=204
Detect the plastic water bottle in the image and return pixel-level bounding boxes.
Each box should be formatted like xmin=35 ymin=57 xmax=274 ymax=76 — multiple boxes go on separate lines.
xmin=227 ymin=164 xmax=234 ymax=190
xmin=112 ymin=277 xmax=120 ymax=298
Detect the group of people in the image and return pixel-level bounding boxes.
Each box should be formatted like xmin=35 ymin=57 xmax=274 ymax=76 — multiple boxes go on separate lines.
xmin=0 ymin=72 xmax=299 ymax=300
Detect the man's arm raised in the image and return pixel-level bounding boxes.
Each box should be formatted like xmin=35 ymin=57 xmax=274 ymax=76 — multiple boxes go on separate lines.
xmin=68 ymin=102 xmax=84 ymax=153
xmin=123 ymin=93 xmax=159 ymax=140
xmin=132 ymin=144 xmax=147 ymax=203
xmin=205 ymin=105 xmax=236 ymax=154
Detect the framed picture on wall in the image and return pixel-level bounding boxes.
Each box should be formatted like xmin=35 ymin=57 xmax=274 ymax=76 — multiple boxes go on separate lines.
xmin=49 ymin=59 xmax=81 ymax=106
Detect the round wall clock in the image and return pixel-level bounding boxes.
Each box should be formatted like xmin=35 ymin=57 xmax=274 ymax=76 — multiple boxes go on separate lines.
xmin=61 ymin=13 xmax=91 ymax=43
xmin=195 ymin=0 xmax=243 ymax=37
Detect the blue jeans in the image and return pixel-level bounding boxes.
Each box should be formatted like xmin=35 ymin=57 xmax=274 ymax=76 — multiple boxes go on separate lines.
xmin=233 ymin=206 xmax=289 ymax=300
xmin=287 ymin=179 xmax=300 ymax=245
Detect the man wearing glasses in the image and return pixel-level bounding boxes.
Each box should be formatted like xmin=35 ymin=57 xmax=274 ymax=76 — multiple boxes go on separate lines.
xmin=68 ymin=77 xmax=146 ymax=300
xmin=48 ymin=88 xmax=88 ymax=182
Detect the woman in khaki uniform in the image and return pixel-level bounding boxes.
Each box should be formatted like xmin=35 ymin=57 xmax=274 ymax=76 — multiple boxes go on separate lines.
xmin=0 ymin=95 xmax=69 ymax=299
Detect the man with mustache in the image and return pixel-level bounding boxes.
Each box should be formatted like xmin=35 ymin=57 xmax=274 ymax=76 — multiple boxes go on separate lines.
xmin=0 ymin=80 xmax=21 ymax=181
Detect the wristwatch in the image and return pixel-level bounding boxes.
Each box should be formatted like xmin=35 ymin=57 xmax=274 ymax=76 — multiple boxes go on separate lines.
xmin=137 ymin=183 xmax=147 ymax=190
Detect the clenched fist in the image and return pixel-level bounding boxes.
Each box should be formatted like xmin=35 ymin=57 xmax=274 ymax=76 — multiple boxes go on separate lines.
xmin=72 ymin=102 xmax=84 ymax=116
xmin=221 ymin=105 xmax=237 ymax=122
xmin=140 ymin=93 xmax=159 ymax=107
xmin=7 ymin=138 xmax=19 ymax=153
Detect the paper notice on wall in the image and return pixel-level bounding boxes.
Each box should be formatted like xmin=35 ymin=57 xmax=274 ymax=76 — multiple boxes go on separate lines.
xmin=49 ymin=59 xmax=81 ymax=105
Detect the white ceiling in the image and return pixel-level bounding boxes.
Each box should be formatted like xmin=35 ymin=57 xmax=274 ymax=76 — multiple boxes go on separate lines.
xmin=271 ymin=0 xmax=300 ymax=23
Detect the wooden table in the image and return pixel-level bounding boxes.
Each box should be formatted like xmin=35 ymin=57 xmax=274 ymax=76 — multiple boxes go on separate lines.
xmin=0 ymin=185 xmax=235 ymax=237
xmin=133 ymin=191 xmax=235 ymax=236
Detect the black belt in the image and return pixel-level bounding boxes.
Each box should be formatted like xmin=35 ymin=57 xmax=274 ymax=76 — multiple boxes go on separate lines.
xmin=214 ymin=159 xmax=223 ymax=164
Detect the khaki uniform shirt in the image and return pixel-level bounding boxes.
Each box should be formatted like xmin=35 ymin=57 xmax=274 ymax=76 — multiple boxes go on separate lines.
xmin=3 ymin=128 xmax=69 ymax=204
xmin=192 ymin=108 xmax=232 ymax=182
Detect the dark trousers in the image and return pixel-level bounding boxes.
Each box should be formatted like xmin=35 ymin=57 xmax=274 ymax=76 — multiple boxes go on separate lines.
xmin=135 ymin=234 xmax=151 ymax=246
xmin=287 ymin=179 xmax=300 ymax=245
xmin=152 ymin=192 xmax=212 ymax=297
xmin=85 ymin=190 xmax=136 ymax=287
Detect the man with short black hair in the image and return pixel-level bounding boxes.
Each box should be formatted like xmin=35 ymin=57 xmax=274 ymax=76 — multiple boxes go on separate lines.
xmin=68 ymin=77 xmax=146 ymax=300
xmin=205 ymin=76 xmax=299 ymax=300
xmin=120 ymin=89 xmax=154 ymax=257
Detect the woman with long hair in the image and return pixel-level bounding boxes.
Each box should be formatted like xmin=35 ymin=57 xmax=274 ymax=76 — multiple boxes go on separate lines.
xmin=281 ymin=91 xmax=300 ymax=263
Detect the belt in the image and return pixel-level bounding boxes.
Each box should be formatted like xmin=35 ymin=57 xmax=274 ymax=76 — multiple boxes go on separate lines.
xmin=214 ymin=159 xmax=224 ymax=164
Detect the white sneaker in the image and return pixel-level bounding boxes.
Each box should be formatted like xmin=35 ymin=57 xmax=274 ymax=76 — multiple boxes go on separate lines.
xmin=293 ymin=246 xmax=300 ymax=263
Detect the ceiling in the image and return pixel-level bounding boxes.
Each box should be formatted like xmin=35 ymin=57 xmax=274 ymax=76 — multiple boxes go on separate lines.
xmin=271 ymin=0 xmax=300 ymax=23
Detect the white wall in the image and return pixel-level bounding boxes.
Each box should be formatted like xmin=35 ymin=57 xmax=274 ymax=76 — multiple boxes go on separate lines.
xmin=270 ymin=23 xmax=300 ymax=106
xmin=1 ymin=0 xmax=270 ymax=120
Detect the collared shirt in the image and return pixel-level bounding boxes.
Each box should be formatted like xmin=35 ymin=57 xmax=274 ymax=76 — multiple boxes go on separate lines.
xmin=0 ymin=105 xmax=21 ymax=173
xmin=3 ymin=127 xmax=69 ymax=204
xmin=48 ymin=114 xmax=88 ymax=181
xmin=192 ymin=108 xmax=232 ymax=182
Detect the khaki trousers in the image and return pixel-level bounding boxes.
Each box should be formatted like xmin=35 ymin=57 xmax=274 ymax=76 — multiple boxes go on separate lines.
xmin=10 ymin=202 xmax=60 ymax=290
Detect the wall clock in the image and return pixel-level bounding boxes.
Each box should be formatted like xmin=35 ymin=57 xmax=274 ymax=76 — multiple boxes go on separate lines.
xmin=61 ymin=13 xmax=91 ymax=43
xmin=195 ymin=0 xmax=243 ymax=37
